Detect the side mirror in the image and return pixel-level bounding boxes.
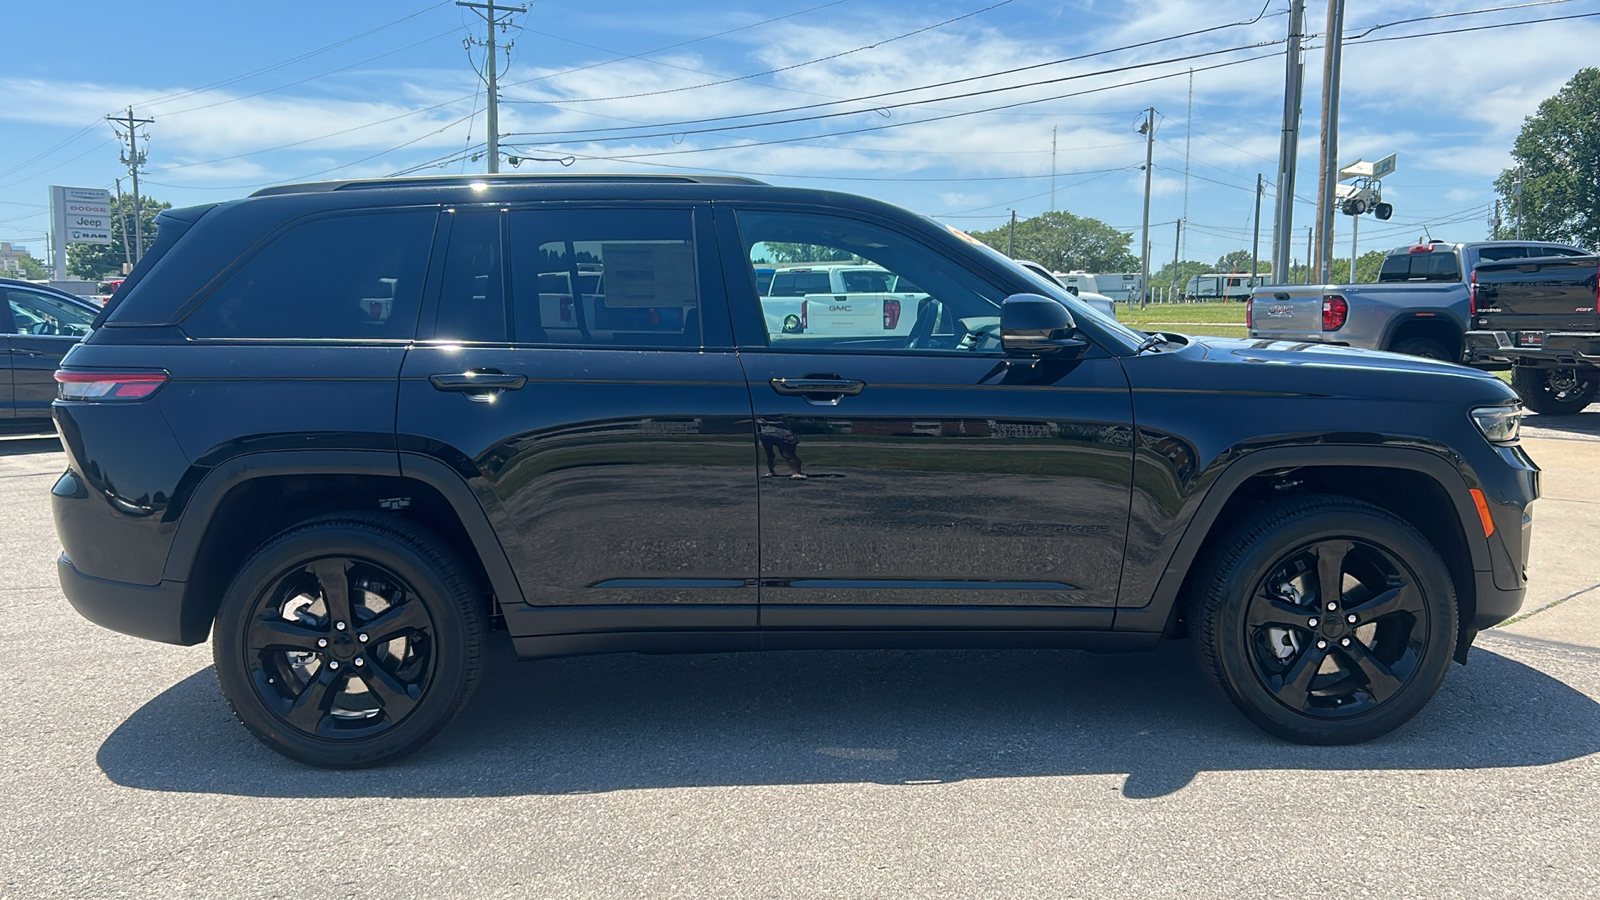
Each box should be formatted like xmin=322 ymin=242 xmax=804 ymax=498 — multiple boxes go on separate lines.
xmin=1000 ymin=294 xmax=1089 ymax=358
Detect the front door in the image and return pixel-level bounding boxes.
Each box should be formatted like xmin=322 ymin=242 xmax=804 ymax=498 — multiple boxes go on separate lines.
xmin=717 ymin=206 xmax=1135 ymax=630
xmin=4 ymin=288 xmax=96 ymax=424
xmin=397 ymin=203 xmax=759 ymax=636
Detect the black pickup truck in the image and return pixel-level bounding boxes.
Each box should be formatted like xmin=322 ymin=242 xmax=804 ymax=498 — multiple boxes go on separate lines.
xmin=1467 ymin=253 xmax=1600 ymax=415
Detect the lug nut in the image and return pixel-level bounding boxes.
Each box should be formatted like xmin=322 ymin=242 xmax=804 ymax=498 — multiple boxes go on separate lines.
xmin=329 ymin=660 xmax=340 ymax=670
xmin=335 ymin=621 xmax=348 ymax=632
xmin=1308 ymin=617 xmax=1320 ymax=628
xmin=1340 ymin=638 xmax=1351 ymax=647
xmin=358 ymin=633 xmax=369 ymax=643
xmin=1316 ymin=640 xmax=1328 ymax=650
xmin=1326 ymin=602 xmax=1337 ymax=611
xmin=317 ymin=638 xmax=328 ymax=648
xmin=354 ymin=657 xmax=365 ymax=667
xmin=1347 ymin=614 xmax=1357 ymax=624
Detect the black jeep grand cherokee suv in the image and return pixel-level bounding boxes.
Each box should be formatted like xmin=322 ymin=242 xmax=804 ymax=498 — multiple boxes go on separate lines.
xmin=53 ymin=174 xmax=1538 ymax=767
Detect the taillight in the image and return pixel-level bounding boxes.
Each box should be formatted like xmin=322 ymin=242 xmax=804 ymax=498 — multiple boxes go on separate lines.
xmin=1245 ymin=296 xmax=1253 ymax=329
xmin=1469 ymin=269 xmax=1478 ymax=316
xmin=883 ymin=298 xmax=901 ymax=329
xmin=55 ymin=370 xmax=169 ymax=401
xmin=800 ymin=299 xmax=808 ymax=331
xmin=559 ymin=295 xmax=572 ymax=322
xmin=1322 ymin=295 xmax=1348 ymax=331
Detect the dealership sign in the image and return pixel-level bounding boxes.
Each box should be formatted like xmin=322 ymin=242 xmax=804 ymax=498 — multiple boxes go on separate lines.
xmin=50 ymin=185 xmax=114 ymax=245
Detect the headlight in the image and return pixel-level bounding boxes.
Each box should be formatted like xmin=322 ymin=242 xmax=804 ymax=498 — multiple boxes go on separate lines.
xmin=1470 ymin=404 xmax=1523 ymax=444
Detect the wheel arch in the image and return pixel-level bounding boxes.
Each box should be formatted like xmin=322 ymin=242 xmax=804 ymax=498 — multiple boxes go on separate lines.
xmin=1118 ymin=447 xmax=1487 ymax=658
xmin=164 ymin=450 xmax=522 ymax=645
xmin=1382 ymin=314 xmax=1464 ymax=360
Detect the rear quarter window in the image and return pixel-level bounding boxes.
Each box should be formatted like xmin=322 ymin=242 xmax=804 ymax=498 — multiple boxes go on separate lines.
xmin=1378 ymin=251 xmax=1462 ymax=283
xmin=182 ymin=210 xmax=436 ymax=340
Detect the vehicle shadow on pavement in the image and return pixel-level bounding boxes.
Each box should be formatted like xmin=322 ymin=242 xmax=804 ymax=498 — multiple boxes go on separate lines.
xmin=0 ymin=436 xmax=60 ymax=457
xmin=97 ymin=634 xmax=1600 ymax=799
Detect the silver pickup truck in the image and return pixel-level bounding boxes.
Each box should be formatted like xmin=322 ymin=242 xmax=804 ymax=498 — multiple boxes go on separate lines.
xmin=1247 ymin=240 xmax=1589 ymax=360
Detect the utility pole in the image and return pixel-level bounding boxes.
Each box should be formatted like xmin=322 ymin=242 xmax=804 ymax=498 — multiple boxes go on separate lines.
xmin=107 ymin=107 xmax=153 ymax=263
xmin=1050 ymin=126 xmax=1057 ymax=211
xmin=1513 ymin=169 xmax=1524 ymax=239
xmin=458 ymin=0 xmax=527 ymax=174
xmin=1181 ymin=70 xmax=1192 ymax=267
xmin=115 ymin=176 xmax=132 ymax=272
xmin=1491 ymin=199 xmax=1501 ymax=239
xmin=1271 ymin=0 xmax=1306 ymax=284
xmin=1171 ymin=220 xmax=1182 ymax=301
xmin=1251 ymin=173 xmax=1264 ymax=287
xmin=1313 ymin=0 xmax=1347 ymax=283
xmin=1350 ymin=212 xmax=1359 ymax=283
xmin=1305 ymin=226 xmax=1314 ymax=284
xmin=1138 ymin=107 xmax=1155 ymax=309
xmin=1007 ymin=209 xmax=1016 ymax=257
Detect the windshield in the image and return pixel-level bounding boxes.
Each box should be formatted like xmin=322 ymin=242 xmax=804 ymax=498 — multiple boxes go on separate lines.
xmin=957 ymin=235 xmax=1148 ymax=343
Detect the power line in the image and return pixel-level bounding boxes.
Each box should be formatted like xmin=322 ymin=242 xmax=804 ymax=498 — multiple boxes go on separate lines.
xmin=135 ymin=1 xmax=456 ymax=111
xmin=522 ymin=52 xmax=1280 ymax=162
xmin=500 ymin=41 xmax=1285 ymax=148
xmin=508 ymin=0 xmax=1016 ymax=107
xmin=498 ymin=0 xmax=858 ymax=93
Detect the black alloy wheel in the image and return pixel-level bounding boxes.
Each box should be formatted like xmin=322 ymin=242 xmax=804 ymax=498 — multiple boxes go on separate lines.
xmin=1242 ymin=539 xmax=1427 ymax=717
xmin=1191 ymin=496 xmax=1457 ymax=744
xmin=1512 ymin=366 xmax=1598 ymax=416
xmin=213 ymin=516 xmax=484 ymax=768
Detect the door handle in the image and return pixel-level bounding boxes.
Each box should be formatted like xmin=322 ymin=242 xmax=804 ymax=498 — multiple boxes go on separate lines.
xmin=769 ymin=377 xmax=866 ymax=396
xmin=429 ymin=371 xmax=527 ymax=400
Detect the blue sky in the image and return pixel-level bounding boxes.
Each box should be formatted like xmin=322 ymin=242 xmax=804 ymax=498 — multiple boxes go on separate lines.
xmin=3 ymin=0 xmax=1598 ymax=271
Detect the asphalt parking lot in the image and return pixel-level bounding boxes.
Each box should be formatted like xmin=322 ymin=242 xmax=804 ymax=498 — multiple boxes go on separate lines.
xmin=4 ymin=415 xmax=1600 ymax=899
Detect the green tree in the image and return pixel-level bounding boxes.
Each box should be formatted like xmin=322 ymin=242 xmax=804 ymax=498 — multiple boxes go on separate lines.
xmin=1152 ymin=259 xmax=1211 ymax=293
xmin=8 ymin=253 xmax=47 ymax=280
xmin=970 ymin=210 xmax=1138 ymax=272
xmin=1214 ymin=249 xmax=1268 ymax=273
xmin=754 ymin=243 xmax=858 ymax=264
xmin=66 ymin=193 xmax=171 ymax=279
xmin=1495 ymin=67 xmax=1600 ymax=250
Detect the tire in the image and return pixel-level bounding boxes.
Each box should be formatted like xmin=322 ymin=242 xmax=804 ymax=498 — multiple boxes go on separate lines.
xmin=1390 ymin=336 xmax=1451 ymax=361
xmin=1512 ymin=366 xmax=1597 ymax=416
xmin=212 ymin=514 xmax=486 ymax=768
xmin=1189 ymin=495 xmax=1458 ymax=744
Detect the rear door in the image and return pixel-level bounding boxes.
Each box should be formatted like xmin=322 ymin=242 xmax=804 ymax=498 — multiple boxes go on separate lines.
xmin=396 ymin=202 xmax=758 ymax=637
xmin=4 ymin=287 xmax=96 ymax=423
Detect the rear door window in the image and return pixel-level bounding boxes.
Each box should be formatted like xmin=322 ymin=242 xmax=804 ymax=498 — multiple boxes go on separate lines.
xmin=1476 ymin=246 xmax=1527 ymax=263
xmin=506 ymin=207 xmax=701 ymax=348
xmin=183 ymin=210 xmax=436 ymax=339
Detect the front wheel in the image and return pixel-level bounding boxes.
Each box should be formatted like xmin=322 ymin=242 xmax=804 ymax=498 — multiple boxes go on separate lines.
xmin=1512 ymin=366 xmax=1597 ymax=416
xmin=1189 ymin=496 xmax=1458 ymax=744
xmin=212 ymin=515 xmax=485 ymax=768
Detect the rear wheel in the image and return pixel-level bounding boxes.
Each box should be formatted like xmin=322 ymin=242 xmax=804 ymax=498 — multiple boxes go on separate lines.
xmin=212 ymin=515 xmax=485 ymax=768
xmin=1190 ymin=496 xmax=1457 ymax=744
xmin=1390 ymin=336 xmax=1451 ymax=361
xmin=1512 ymin=366 xmax=1597 ymax=416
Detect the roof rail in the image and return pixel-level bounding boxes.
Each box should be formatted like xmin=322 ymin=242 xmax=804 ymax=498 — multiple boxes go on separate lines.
xmin=249 ymin=172 xmax=768 ymax=197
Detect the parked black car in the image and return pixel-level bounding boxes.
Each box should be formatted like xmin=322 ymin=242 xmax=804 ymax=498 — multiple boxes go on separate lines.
xmin=2 ymin=277 xmax=97 ymax=429
xmin=52 ymin=175 xmax=1538 ymax=767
